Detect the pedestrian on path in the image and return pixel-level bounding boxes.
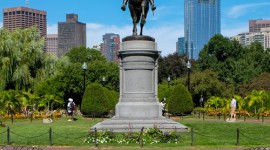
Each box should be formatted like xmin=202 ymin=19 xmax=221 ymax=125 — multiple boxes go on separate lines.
xmin=230 ymin=96 xmax=237 ymax=121
xmin=67 ymin=98 xmax=76 ymax=121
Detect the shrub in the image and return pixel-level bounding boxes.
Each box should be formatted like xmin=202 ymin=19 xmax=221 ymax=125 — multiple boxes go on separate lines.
xmin=81 ymin=83 xmax=118 ymax=117
xmin=168 ymin=84 xmax=193 ymax=115
xmin=104 ymin=88 xmax=118 ymax=116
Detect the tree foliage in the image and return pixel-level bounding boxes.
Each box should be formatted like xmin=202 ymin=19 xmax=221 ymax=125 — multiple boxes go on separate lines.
xmin=34 ymin=47 xmax=119 ymax=107
xmin=199 ymin=34 xmax=269 ymax=85
xmin=172 ymin=70 xmax=234 ymax=106
xmin=65 ymin=47 xmax=106 ymax=63
xmin=167 ymin=84 xmax=193 ymax=115
xmin=0 ymin=27 xmax=57 ymax=91
xmin=158 ymin=53 xmax=187 ymax=83
xmin=239 ymin=72 xmax=270 ymax=96
xmin=245 ymin=90 xmax=269 ymax=113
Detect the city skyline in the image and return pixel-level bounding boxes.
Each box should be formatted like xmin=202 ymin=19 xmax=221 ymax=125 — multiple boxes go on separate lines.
xmin=1 ymin=0 xmax=270 ymax=56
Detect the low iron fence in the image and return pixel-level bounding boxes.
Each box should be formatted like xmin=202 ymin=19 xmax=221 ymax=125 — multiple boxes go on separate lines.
xmin=0 ymin=126 xmax=269 ymax=149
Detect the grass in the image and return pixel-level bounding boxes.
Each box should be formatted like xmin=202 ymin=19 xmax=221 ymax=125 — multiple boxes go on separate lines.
xmin=0 ymin=115 xmax=270 ymax=149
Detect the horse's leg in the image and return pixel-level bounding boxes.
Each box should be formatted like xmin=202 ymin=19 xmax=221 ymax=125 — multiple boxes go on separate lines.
xmin=140 ymin=0 xmax=148 ymax=35
xmin=129 ymin=4 xmax=138 ymax=36
xmin=140 ymin=20 xmax=144 ymax=35
xmin=133 ymin=18 xmax=137 ymax=36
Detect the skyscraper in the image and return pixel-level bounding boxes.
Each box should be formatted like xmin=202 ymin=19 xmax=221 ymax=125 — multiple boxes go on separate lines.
xmin=58 ymin=14 xmax=86 ymax=57
xmin=3 ymin=6 xmax=47 ymax=37
xmin=177 ymin=37 xmax=185 ymax=56
xmin=184 ymin=0 xmax=220 ymax=60
xmin=101 ymin=33 xmax=120 ymax=63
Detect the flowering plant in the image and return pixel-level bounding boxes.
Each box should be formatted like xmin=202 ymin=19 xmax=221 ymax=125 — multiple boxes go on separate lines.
xmin=84 ymin=127 xmax=180 ymax=144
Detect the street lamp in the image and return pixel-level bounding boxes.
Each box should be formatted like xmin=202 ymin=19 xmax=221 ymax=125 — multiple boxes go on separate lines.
xmin=82 ymin=62 xmax=87 ymax=92
xmin=186 ymin=61 xmax=191 ymax=92
xmin=102 ymin=76 xmax=106 ymax=87
xmin=167 ymin=76 xmax=171 ymax=87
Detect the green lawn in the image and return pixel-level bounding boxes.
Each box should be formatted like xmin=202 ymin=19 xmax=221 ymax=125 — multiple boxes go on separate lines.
xmin=0 ymin=116 xmax=270 ymax=149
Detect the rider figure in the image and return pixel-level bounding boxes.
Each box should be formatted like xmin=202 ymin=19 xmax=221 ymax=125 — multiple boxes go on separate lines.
xmin=121 ymin=0 xmax=156 ymax=11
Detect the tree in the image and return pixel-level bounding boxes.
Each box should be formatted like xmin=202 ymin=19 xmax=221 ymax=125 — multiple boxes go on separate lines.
xmin=198 ymin=35 xmax=266 ymax=86
xmin=65 ymin=47 xmax=106 ymax=63
xmin=0 ymin=26 xmax=57 ymax=91
xmin=0 ymin=90 xmax=22 ymax=123
xmin=174 ymin=70 xmax=234 ymax=106
xmin=239 ymin=72 xmax=270 ymax=96
xmin=246 ymin=90 xmax=269 ymax=114
xmin=158 ymin=53 xmax=187 ymax=83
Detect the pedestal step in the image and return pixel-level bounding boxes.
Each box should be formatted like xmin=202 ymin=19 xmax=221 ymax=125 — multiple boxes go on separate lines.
xmin=90 ymin=118 xmax=188 ymax=132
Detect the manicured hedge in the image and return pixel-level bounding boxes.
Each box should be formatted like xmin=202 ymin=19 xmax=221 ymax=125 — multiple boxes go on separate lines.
xmin=81 ymin=83 xmax=118 ymax=117
xmin=168 ymin=84 xmax=193 ymax=115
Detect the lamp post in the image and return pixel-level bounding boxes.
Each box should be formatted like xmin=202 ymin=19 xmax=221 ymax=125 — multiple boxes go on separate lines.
xmin=102 ymin=76 xmax=106 ymax=87
xmin=82 ymin=62 xmax=87 ymax=92
xmin=167 ymin=76 xmax=171 ymax=87
xmin=186 ymin=61 xmax=191 ymax=92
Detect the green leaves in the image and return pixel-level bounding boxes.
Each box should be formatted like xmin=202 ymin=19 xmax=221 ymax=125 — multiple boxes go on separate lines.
xmin=168 ymin=84 xmax=193 ymax=115
xmin=0 ymin=27 xmax=50 ymax=91
xmin=199 ymin=35 xmax=268 ymax=85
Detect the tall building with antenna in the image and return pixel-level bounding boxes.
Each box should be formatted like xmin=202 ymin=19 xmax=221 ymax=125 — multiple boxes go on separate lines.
xmin=3 ymin=6 xmax=47 ymax=38
xmin=184 ymin=0 xmax=221 ymax=60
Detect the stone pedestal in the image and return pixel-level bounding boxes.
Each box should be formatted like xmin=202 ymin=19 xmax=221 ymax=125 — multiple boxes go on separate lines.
xmin=90 ymin=36 xmax=187 ymax=132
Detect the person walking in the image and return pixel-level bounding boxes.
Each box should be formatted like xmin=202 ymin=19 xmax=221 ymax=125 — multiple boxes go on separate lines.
xmin=230 ymin=96 xmax=237 ymax=121
xmin=67 ymin=98 xmax=76 ymax=121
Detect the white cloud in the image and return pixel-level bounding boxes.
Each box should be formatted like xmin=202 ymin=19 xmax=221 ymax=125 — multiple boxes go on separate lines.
xmin=87 ymin=23 xmax=183 ymax=56
xmin=47 ymin=24 xmax=57 ymax=34
xmin=227 ymin=3 xmax=270 ymax=18
xmin=46 ymin=22 xmax=182 ymax=56
xmin=222 ymin=26 xmax=248 ymax=38
xmin=0 ymin=22 xmax=3 ymax=28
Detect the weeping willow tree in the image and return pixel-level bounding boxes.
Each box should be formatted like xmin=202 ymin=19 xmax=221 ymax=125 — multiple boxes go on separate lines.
xmin=0 ymin=26 xmax=58 ymax=91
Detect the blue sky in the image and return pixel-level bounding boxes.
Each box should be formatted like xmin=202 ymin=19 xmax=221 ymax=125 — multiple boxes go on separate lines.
xmin=1 ymin=0 xmax=270 ymax=56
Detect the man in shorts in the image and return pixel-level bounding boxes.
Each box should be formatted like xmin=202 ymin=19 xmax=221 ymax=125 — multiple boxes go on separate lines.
xmin=230 ymin=96 xmax=237 ymax=121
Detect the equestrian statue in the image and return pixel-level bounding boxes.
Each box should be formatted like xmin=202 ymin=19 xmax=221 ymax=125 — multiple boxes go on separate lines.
xmin=121 ymin=0 xmax=156 ymax=36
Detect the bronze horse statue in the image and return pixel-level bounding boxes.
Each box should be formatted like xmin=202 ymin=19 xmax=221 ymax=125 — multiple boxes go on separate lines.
xmin=121 ymin=0 xmax=156 ymax=36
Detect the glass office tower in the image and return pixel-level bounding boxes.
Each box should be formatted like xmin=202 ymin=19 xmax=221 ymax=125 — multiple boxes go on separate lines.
xmin=184 ymin=0 xmax=220 ymax=60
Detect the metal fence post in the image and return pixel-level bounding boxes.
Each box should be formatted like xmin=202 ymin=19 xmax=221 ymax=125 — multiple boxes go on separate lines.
xmin=140 ymin=127 xmax=144 ymax=148
xmin=49 ymin=128 xmax=52 ymax=146
xmin=191 ymin=128 xmax=194 ymax=146
xmin=94 ymin=128 xmax=98 ymax=147
xmin=11 ymin=114 xmax=14 ymax=124
xmin=7 ymin=126 xmax=10 ymax=145
xmin=236 ymin=128 xmax=239 ymax=146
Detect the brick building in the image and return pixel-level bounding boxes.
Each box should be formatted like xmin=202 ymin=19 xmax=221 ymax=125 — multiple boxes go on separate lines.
xmin=249 ymin=20 xmax=270 ymax=33
xmin=3 ymin=6 xmax=47 ymax=37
